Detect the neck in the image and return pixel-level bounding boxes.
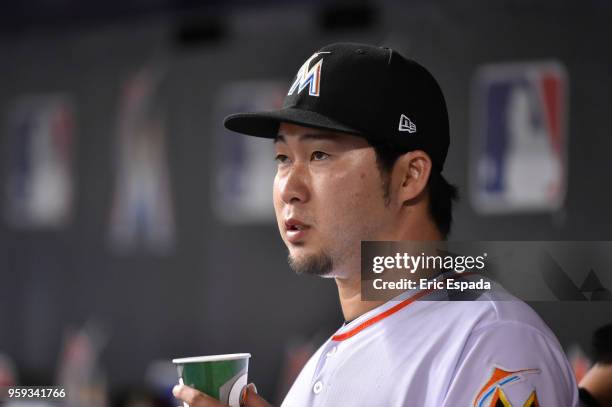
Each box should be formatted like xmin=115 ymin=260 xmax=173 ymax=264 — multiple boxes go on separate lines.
xmin=335 ymin=273 xmax=385 ymax=322
xmin=334 ymin=208 xmax=442 ymax=322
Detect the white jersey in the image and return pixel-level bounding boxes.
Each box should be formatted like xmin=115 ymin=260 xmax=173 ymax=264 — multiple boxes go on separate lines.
xmin=281 ymin=284 xmax=579 ymax=406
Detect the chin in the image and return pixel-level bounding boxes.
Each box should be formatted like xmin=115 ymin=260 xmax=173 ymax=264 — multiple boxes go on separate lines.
xmin=287 ymin=249 xmax=334 ymax=277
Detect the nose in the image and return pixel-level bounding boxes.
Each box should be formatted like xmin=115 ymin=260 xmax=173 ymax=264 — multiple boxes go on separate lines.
xmin=277 ymin=162 xmax=310 ymax=204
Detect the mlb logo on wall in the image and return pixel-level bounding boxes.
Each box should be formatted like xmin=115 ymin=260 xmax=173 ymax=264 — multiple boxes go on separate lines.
xmin=4 ymin=95 xmax=75 ymax=228
xmin=470 ymin=62 xmax=568 ymax=214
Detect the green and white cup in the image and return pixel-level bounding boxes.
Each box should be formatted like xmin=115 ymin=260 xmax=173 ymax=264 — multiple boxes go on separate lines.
xmin=172 ymin=353 xmax=251 ymax=407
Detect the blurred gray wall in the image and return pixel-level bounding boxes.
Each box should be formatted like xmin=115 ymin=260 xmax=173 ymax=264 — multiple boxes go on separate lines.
xmin=0 ymin=1 xmax=611 ymax=401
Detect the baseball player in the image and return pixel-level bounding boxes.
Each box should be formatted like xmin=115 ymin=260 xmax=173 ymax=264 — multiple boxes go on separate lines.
xmin=173 ymin=42 xmax=579 ymax=406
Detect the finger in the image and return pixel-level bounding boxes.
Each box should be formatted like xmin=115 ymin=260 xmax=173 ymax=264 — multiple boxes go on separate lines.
xmin=239 ymin=383 xmax=256 ymax=406
xmin=247 ymin=383 xmax=257 ymax=394
xmin=173 ymin=384 xmax=219 ymax=406
xmin=243 ymin=383 xmax=273 ymax=407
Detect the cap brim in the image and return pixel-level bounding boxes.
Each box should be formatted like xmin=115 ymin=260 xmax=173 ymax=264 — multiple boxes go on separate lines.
xmin=223 ymin=108 xmax=362 ymax=139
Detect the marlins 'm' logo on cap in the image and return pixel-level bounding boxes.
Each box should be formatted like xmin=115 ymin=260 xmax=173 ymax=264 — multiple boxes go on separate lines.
xmin=287 ymin=52 xmax=331 ymax=97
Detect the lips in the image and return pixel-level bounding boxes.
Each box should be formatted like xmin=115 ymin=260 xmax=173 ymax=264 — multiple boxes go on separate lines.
xmin=284 ymin=218 xmax=310 ymax=243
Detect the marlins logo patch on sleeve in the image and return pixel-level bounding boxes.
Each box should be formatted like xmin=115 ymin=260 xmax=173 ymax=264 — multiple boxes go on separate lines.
xmin=474 ymin=367 xmax=541 ymax=407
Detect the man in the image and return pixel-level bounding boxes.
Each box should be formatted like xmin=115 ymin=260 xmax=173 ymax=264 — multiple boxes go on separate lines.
xmin=174 ymin=42 xmax=579 ymax=406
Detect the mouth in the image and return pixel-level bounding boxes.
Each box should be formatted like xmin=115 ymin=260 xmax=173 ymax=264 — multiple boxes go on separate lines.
xmin=284 ymin=218 xmax=311 ymax=243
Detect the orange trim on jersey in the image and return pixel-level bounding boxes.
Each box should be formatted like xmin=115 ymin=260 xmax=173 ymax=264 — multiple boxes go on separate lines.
xmin=331 ymin=271 xmax=480 ymax=342
xmin=331 ymin=288 xmax=434 ymax=341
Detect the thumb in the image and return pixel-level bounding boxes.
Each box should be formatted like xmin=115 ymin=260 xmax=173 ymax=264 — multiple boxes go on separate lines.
xmin=241 ymin=383 xmax=273 ymax=407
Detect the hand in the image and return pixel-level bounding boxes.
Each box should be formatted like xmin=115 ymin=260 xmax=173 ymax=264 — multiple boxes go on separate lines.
xmin=172 ymin=383 xmax=273 ymax=407
xmin=579 ymin=363 xmax=612 ymax=406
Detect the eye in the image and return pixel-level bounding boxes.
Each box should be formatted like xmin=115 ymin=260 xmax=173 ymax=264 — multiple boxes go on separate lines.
xmin=275 ymin=154 xmax=290 ymax=164
xmin=311 ymin=151 xmax=329 ymax=161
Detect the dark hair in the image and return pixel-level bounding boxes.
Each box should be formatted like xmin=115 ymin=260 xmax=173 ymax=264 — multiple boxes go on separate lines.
xmin=371 ymin=142 xmax=459 ymax=239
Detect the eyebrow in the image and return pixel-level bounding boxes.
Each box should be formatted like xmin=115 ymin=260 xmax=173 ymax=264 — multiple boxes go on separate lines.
xmin=274 ymin=133 xmax=339 ymax=144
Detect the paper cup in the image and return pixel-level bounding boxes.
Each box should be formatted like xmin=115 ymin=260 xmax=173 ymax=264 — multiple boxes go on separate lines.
xmin=172 ymin=353 xmax=250 ymax=407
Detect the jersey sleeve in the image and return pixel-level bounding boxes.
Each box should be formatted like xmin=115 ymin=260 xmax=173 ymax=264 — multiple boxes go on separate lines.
xmin=441 ymin=321 xmax=579 ymax=407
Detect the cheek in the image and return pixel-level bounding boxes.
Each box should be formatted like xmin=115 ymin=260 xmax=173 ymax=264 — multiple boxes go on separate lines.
xmin=315 ymin=170 xmax=385 ymax=227
xmin=272 ymin=174 xmax=280 ymax=208
xmin=272 ymin=175 xmax=284 ymax=225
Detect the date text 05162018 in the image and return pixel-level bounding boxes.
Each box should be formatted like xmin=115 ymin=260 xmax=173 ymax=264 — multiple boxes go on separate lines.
xmin=1 ymin=386 xmax=67 ymax=400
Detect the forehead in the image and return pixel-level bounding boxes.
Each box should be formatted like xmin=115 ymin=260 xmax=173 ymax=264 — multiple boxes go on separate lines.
xmin=275 ymin=122 xmax=369 ymax=147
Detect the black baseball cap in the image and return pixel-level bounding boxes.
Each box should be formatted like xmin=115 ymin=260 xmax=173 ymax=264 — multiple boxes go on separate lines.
xmin=224 ymin=42 xmax=450 ymax=172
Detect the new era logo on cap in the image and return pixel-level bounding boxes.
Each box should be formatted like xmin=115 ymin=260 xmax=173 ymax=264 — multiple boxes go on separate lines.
xmin=398 ymin=114 xmax=417 ymax=133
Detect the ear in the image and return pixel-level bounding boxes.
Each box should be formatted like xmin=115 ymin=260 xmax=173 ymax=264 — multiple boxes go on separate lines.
xmin=391 ymin=150 xmax=432 ymax=206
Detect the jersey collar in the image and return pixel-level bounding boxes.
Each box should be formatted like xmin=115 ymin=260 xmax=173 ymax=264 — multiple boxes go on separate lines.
xmin=332 ymin=282 xmax=438 ymax=342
